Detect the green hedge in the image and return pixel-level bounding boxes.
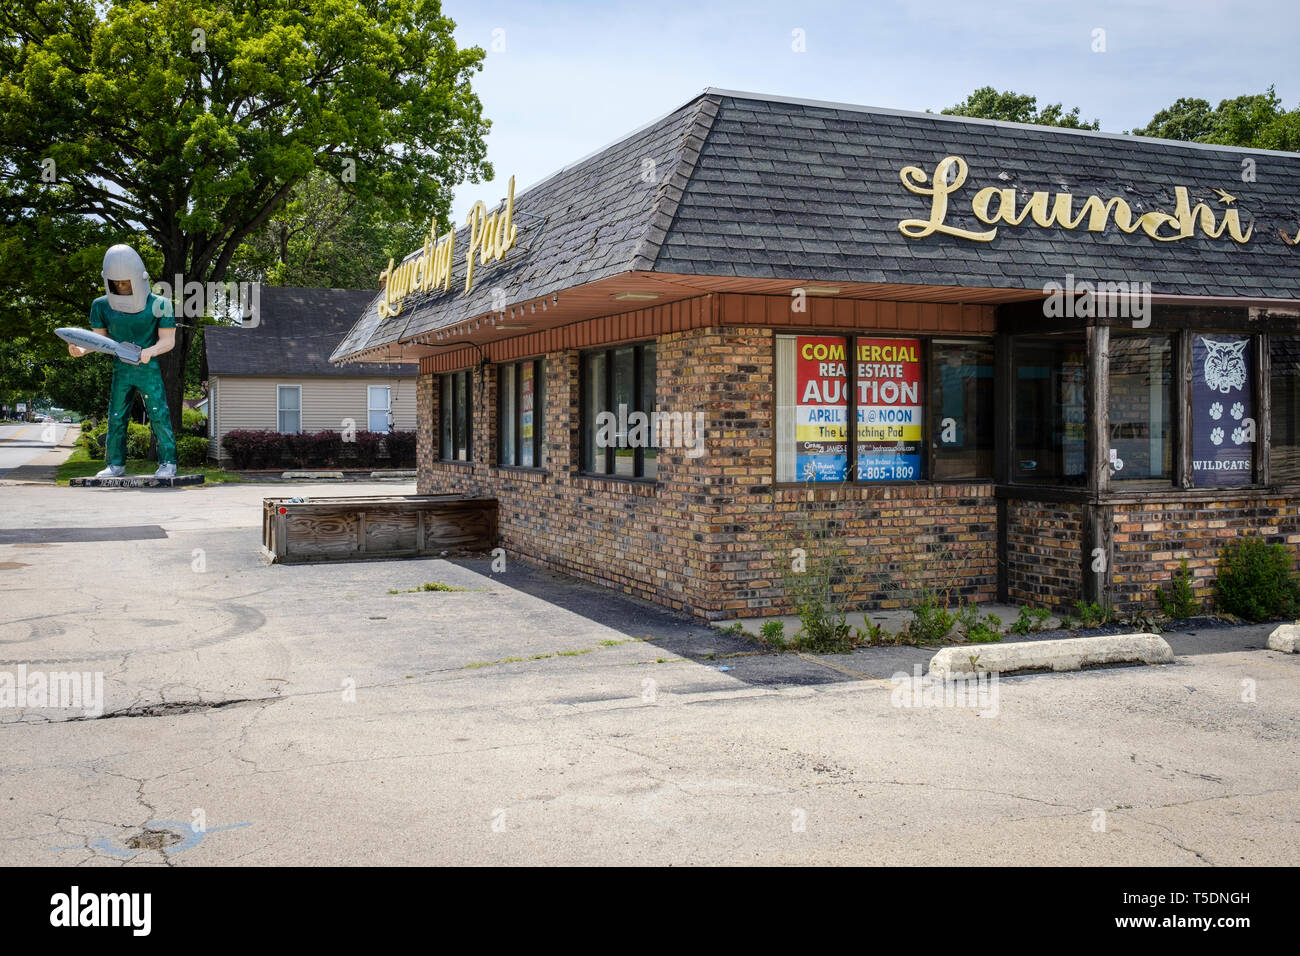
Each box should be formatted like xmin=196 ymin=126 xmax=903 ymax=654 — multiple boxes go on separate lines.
xmin=177 ymin=436 xmax=210 ymax=467
xmin=1216 ymin=539 xmax=1300 ymax=622
xmin=80 ymin=421 xmax=153 ymax=460
xmin=182 ymin=408 xmax=207 ymax=436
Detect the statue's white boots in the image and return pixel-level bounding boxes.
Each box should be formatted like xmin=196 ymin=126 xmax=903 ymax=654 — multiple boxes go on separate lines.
xmin=95 ymin=464 xmax=125 ymax=478
xmin=154 ymin=461 xmax=177 ymax=479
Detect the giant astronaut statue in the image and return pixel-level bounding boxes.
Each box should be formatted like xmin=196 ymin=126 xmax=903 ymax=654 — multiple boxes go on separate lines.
xmin=66 ymin=245 xmax=178 ymax=478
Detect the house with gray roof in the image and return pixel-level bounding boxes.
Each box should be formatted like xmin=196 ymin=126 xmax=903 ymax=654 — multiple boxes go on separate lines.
xmin=205 ymin=286 xmax=417 ymax=462
xmin=329 ymin=88 xmax=1300 ymax=621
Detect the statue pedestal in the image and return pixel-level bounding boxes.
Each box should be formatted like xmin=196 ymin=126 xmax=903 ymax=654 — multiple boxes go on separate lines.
xmin=70 ymin=474 xmax=205 ymax=488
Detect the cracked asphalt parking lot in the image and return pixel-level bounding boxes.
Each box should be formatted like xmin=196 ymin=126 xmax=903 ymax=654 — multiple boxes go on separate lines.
xmin=1 ymin=482 xmax=1298 ymax=865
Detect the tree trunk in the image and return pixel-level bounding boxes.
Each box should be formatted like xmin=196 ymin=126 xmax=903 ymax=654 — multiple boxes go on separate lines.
xmin=153 ymin=256 xmax=195 ymax=461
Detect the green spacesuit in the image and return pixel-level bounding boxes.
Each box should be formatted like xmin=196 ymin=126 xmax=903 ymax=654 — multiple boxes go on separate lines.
xmin=89 ymin=293 xmax=177 ymax=466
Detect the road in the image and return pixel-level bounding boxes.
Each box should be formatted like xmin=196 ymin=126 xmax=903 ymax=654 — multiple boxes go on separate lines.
xmin=0 ymin=480 xmax=1297 ymax=866
xmin=0 ymin=423 xmax=72 ymax=477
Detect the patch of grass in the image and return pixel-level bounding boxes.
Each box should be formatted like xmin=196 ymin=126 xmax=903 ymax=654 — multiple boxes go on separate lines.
xmin=1157 ymin=559 xmax=1199 ymax=620
xmin=57 ymin=447 xmax=242 ymax=484
xmin=955 ymin=602 xmax=1004 ymax=644
xmin=1008 ymin=606 xmax=1053 ymax=635
xmin=1073 ymin=601 xmax=1114 ymax=627
xmin=855 ymin=620 xmax=904 ymax=646
xmin=901 ymin=587 xmax=956 ymax=645
xmin=462 ymin=639 xmax=644 ymax=670
xmin=759 ymin=619 xmax=786 ymax=648
xmin=389 ymin=581 xmax=471 ymax=593
xmin=966 ymin=616 xmax=1004 ymax=644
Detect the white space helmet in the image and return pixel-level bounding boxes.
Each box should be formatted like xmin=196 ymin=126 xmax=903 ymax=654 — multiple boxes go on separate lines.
xmin=102 ymin=244 xmax=151 ymax=314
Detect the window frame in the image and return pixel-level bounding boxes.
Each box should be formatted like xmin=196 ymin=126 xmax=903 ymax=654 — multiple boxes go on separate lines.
xmin=775 ymin=332 xmax=976 ymax=486
xmin=497 ymin=358 xmax=546 ymax=470
xmin=579 ymin=341 xmax=657 ymax=480
xmin=276 ymin=384 xmax=302 ymax=435
xmin=367 ymin=384 xmax=392 ymax=434
xmin=1106 ymin=331 xmax=1176 ymax=487
xmin=927 ymin=337 xmax=995 ymax=482
xmin=1007 ymin=332 xmax=1089 ymax=487
xmin=438 ymin=369 xmax=473 ymax=463
xmin=1188 ymin=329 xmax=1259 ymax=489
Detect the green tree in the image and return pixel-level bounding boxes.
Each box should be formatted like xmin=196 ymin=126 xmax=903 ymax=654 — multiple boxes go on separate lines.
xmin=0 ymin=0 xmax=493 ymax=440
xmin=1131 ymin=86 xmax=1300 ymax=150
xmin=228 ymin=168 xmax=427 ymax=289
xmin=942 ymin=86 xmax=1100 ymax=129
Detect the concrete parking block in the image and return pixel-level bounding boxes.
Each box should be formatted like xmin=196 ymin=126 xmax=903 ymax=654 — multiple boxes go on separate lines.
xmin=1267 ymin=624 xmax=1300 ymax=653
xmin=929 ymin=633 xmax=1175 ymax=679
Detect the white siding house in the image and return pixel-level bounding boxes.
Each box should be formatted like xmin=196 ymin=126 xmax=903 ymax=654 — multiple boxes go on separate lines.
xmin=205 ymin=287 xmax=418 ymax=462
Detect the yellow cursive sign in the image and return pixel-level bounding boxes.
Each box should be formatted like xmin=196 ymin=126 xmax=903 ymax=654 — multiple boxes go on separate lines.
xmin=378 ymin=175 xmax=520 ymax=319
xmin=898 ymin=156 xmax=1253 ymax=245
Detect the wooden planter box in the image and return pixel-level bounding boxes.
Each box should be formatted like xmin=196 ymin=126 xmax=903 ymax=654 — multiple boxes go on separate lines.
xmin=262 ymin=494 xmax=497 ymax=563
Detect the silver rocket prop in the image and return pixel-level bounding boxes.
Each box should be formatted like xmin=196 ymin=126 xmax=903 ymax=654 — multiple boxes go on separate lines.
xmin=56 ymin=327 xmax=142 ymax=364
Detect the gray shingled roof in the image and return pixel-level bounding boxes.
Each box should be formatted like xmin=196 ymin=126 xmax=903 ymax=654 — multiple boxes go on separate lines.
xmin=207 ymin=286 xmax=416 ymax=377
xmin=331 ymin=95 xmax=716 ymax=363
xmin=332 ymin=89 xmax=1300 ymax=362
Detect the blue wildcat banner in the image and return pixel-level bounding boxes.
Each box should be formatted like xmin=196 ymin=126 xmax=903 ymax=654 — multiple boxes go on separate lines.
xmin=1191 ymin=334 xmax=1254 ymax=487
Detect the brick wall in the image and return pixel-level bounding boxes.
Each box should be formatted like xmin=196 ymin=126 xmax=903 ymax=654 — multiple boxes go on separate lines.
xmin=417 ymin=321 xmax=999 ymax=620
xmin=409 ymin=299 xmax=1300 ymax=619
xmin=1110 ymin=495 xmax=1300 ymax=608
xmin=1004 ymin=499 xmax=1085 ymax=611
xmin=418 ymin=330 xmax=715 ymax=615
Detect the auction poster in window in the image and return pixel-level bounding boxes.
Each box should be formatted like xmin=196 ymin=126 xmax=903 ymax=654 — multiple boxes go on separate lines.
xmin=520 ymin=362 xmax=535 ymax=467
xmin=792 ymin=336 xmax=923 ymax=482
xmin=794 ymin=335 xmax=849 ymax=481
xmin=855 ymin=337 xmax=923 ymax=481
xmin=1192 ymin=334 xmax=1254 ymax=487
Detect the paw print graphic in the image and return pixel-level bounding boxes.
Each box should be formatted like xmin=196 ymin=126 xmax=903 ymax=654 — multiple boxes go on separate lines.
xmin=1232 ymin=427 xmax=1247 ymax=445
xmin=1209 ymin=402 xmax=1223 ymax=420
xmin=1231 ymin=402 xmax=1244 ymax=420
xmin=1211 ymin=427 xmax=1224 ymax=446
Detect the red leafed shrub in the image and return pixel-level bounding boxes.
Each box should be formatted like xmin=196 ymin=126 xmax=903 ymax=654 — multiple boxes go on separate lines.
xmin=385 ymin=430 xmax=416 ymax=467
xmin=286 ymin=430 xmax=342 ymax=467
xmin=221 ymin=430 xmax=287 ymax=469
xmin=222 ymin=429 xmax=417 ymax=469
xmin=346 ymin=430 xmax=383 ymax=468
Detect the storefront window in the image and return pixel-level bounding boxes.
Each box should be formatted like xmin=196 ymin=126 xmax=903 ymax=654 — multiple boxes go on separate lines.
xmin=856 ymin=337 xmax=923 ymax=481
xmin=439 ymin=369 xmax=472 ymax=462
xmin=498 ymin=366 xmax=516 ymax=466
xmin=498 ymin=359 xmax=545 ymax=468
xmin=776 ymin=334 xmax=847 ymax=482
xmin=1012 ymin=336 xmax=1086 ymax=485
xmin=581 ymin=342 xmax=656 ymax=477
xmin=1108 ymin=334 xmax=1173 ymax=482
xmin=1271 ymin=335 xmax=1300 ymax=483
xmin=776 ymin=334 xmax=924 ymax=482
xmin=929 ymin=340 xmax=993 ymax=479
xmin=1191 ymin=333 xmax=1255 ymax=487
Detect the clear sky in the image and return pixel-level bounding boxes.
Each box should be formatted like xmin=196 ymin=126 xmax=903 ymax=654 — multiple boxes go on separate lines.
xmin=443 ymin=0 xmax=1299 ymax=222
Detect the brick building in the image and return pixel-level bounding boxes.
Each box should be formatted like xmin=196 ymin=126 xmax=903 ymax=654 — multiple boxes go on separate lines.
xmin=331 ymin=89 xmax=1300 ymax=620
